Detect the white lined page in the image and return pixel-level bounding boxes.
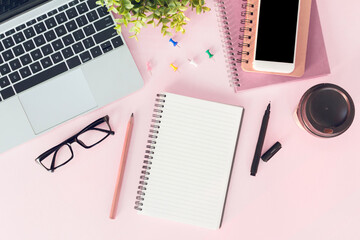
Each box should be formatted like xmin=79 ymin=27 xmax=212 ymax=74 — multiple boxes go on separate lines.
xmin=139 ymin=93 xmax=244 ymax=229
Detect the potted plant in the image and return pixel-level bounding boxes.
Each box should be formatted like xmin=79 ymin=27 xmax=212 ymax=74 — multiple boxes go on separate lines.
xmin=96 ymin=0 xmax=211 ymax=40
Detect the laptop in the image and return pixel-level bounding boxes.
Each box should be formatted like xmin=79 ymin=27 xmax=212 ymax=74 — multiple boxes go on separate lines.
xmin=0 ymin=0 xmax=144 ymax=153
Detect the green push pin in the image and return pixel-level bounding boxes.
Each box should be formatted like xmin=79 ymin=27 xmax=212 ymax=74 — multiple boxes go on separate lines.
xmin=206 ymin=49 xmax=214 ymax=59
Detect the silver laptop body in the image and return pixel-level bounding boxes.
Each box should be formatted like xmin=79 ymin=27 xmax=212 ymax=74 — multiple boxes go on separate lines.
xmin=0 ymin=0 xmax=144 ymax=153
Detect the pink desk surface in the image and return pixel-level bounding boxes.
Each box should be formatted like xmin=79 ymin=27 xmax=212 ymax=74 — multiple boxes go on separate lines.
xmin=1 ymin=0 xmax=359 ymax=239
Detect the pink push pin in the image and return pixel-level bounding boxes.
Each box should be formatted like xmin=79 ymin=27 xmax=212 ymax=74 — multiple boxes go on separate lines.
xmin=146 ymin=61 xmax=152 ymax=76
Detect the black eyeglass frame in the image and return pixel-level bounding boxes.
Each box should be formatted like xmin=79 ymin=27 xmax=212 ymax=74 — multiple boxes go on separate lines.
xmin=35 ymin=115 xmax=115 ymax=172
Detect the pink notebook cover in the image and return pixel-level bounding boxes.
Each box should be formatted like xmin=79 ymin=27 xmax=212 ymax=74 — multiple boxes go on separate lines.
xmin=217 ymin=0 xmax=330 ymax=92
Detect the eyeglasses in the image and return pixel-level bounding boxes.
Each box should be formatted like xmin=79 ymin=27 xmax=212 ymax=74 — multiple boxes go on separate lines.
xmin=35 ymin=115 xmax=115 ymax=172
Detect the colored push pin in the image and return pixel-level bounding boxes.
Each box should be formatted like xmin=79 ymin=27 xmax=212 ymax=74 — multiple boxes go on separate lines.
xmin=169 ymin=38 xmax=180 ymax=48
xmin=188 ymin=58 xmax=198 ymax=67
xmin=206 ymin=49 xmax=214 ymax=59
xmin=146 ymin=61 xmax=152 ymax=76
xmin=170 ymin=63 xmax=178 ymax=72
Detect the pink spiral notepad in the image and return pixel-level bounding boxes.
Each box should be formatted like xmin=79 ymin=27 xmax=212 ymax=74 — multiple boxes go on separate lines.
xmin=216 ymin=0 xmax=330 ymax=92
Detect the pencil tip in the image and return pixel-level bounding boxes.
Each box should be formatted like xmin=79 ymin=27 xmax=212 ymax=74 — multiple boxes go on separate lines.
xmin=131 ymin=113 xmax=134 ymax=117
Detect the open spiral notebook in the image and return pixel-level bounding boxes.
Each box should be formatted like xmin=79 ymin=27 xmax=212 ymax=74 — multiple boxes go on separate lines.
xmin=134 ymin=93 xmax=244 ymax=229
xmin=216 ymin=0 xmax=330 ymax=92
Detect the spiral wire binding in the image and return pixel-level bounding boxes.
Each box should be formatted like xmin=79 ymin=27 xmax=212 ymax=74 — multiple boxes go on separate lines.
xmin=238 ymin=1 xmax=254 ymax=65
xmin=215 ymin=0 xmax=240 ymax=89
xmin=215 ymin=0 xmax=254 ymax=90
xmin=134 ymin=94 xmax=166 ymax=211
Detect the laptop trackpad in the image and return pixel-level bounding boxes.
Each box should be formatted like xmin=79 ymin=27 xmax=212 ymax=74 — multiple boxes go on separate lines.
xmin=19 ymin=69 xmax=97 ymax=134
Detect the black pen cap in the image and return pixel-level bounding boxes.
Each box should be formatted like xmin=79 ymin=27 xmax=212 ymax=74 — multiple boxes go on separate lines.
xmin=261 ymin=142 xmax=282 ymax=162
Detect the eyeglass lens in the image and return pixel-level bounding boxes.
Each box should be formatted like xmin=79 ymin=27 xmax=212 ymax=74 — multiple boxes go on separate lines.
xmin=40 ymin=144 xmax=73 ymax=170
xmin=77 ymin=120 xmax=113 ymax=148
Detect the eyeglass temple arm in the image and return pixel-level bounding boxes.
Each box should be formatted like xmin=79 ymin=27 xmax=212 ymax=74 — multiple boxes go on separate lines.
xmin=77 ymin=116 xmax=110 ymax=135
xmin=91 ymin=127 xmax=115 ymax=135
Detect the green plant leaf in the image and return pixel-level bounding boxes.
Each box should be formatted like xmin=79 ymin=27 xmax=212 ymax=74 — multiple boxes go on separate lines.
xmin=97 ymin=0 xmax=210 ymax=40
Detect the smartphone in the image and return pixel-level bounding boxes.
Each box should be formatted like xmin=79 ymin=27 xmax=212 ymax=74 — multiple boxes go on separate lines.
xmin=253 ymin=0 xmax=300 ymax=73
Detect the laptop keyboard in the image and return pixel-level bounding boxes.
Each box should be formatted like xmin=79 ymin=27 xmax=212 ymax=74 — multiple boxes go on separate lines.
xmin=0 ymin=0 xmax=124 ymax=102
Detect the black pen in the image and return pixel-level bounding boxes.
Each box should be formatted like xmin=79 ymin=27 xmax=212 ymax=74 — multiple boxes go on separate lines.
xmin=250 ymin=103 xmax=271 ymax=176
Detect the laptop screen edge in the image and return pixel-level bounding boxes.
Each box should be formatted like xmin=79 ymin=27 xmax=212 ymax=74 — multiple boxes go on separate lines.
xmin=0 ymin=0 xmax=51 ymax=24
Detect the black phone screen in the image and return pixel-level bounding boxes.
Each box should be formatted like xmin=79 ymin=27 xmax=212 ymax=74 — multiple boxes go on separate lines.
xmin=255 ymin=0 xmax=300 ymax=63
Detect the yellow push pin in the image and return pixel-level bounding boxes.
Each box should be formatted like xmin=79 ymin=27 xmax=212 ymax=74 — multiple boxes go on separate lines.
xmin=170 ymin=63 xmax=178 ymax=72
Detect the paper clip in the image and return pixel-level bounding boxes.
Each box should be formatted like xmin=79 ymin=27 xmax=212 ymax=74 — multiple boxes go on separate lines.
xmin=170 ymin=63 xmax=178 ymax=72
xmin=188 ymin=58 xmax=198 ymax=67
xmin=206 ymin=49 xmax=214 ymax=59
xmin=169 ymin=38 xmax=180 ymax=48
